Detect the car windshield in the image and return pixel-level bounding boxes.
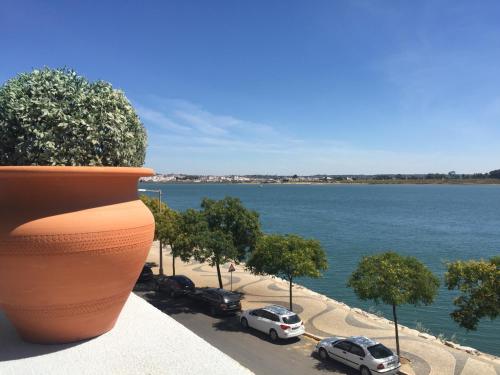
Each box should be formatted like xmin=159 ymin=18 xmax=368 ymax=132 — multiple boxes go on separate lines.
xmin=367 ymin=344 xmax=393 ymax=359
xmin=282 ymin=314 xmax=300 ymax=324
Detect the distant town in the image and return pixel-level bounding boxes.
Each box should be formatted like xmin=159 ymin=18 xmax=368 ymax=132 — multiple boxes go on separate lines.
xmin=141 ymin=170 xmax=500 ymax=184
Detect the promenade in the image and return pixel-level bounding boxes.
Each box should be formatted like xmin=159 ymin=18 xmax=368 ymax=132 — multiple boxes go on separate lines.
xmin=146 ymin=243 xmax=500 ymax=375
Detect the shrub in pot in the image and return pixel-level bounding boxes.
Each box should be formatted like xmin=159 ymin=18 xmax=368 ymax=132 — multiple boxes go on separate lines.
xmin=0 ymin=68 xmax=155 ymax=343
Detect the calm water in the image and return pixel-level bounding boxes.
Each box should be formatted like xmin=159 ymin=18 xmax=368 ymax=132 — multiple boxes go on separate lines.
xmin=140 ymin=183 xmax=500 ymax=355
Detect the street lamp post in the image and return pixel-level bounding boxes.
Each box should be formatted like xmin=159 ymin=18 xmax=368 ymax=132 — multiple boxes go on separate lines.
xmin=138 ymin=188 xmax=164 ymax=275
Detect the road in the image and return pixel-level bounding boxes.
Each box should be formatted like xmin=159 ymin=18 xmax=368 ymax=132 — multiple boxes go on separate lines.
xmin=135 ymin=286 xmax=358 ymax=375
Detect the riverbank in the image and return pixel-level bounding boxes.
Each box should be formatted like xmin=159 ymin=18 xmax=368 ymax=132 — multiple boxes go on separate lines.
xmin=146 ymin=242 xmax=500 ymax=375
xmin=141 ymin=179 xmax=500 ymax=185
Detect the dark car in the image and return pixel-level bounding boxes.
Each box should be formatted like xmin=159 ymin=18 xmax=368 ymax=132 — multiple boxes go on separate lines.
xmin=157 ymin=275 xmax=195 ymax=297
xmin=190 ymin=287 xmax=242 ymax=316
xmin=137 ymin=264 xmax=154 ymax=283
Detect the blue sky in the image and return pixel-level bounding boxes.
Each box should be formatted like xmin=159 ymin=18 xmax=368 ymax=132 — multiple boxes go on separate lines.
xmin=1 ymin=1 xmax=500 ymax=174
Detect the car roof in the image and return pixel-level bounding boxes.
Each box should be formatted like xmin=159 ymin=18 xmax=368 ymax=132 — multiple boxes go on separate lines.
xmin=170 ymin=275 xmax=191 ymax=281
xmin=262 ymin=305 xmax=294 ymax=316
xmin=347 ymin=336 xmax=379 ymax=348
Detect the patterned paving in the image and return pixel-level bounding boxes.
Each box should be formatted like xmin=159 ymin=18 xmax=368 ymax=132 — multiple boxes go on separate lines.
xmin=345 ymin=313 xmax=381 ymax=330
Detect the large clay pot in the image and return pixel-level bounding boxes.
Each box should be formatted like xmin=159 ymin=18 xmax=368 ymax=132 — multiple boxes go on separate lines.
xmin=0 ymin=166 xmax=155 ymax=344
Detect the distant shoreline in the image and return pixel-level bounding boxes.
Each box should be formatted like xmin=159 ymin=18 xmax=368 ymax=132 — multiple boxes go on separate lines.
xmin=141 ymin=179 xmax=500 ymax=185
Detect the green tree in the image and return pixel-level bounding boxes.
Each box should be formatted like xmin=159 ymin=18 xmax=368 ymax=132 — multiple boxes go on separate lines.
xmin=163 ymin=210 xmax=181 ymax=275
xmin=192 ymin=197 xmax=261 ymax=288
xmin=169 ymin=209 xmax=206 ymax=275
xmin=489 ymin=169 xmax=500 ymax=179
xmin=445 ymin=256 xmax=500 ymax=330
xmin=158 ymin=208 xmax=193 ymax=276
xmin=140 ymin=195 xmax=170 ymax=274
xmin=348 ymin=252 xmax=439 ymax=357
xmin=141 ymin=195 xmax=200 ymax=275
xmin=246 ymin=234 xmax=328 ymax=311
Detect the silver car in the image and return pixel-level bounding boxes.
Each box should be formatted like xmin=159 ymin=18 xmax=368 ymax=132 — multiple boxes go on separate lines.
xmin=314 ymin=336 xmax=400 ymax=375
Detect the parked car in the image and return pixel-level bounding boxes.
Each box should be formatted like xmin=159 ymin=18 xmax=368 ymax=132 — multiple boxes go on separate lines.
xmin=137 ymin=264 xmax=154 ymax=283
xmin=157 ymin=275 xmax=195 ymax=297
xmin=240 ymin=305 xmax=305 ymax=342
xmin=189 ymin=288 xmax=242 ymax=315
xmin=314 ymin=336 xmax=401 ymax=375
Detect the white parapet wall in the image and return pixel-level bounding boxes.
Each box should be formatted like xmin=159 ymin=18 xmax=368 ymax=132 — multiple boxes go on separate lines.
xmin=0 ymin=293 xmax=253 ymax=375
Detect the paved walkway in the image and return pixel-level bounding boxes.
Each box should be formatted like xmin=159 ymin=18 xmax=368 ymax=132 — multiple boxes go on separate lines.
xmin=146 ymin=243 xmax=500 ymax=375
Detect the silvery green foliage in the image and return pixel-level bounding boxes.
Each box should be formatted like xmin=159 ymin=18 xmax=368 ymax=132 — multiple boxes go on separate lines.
xmin=0 ymin=68 xmax=147 ymax=166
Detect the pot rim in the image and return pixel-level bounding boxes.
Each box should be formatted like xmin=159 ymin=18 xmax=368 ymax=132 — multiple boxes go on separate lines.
xmin=0 ymin=166 xmax=154 ymax=177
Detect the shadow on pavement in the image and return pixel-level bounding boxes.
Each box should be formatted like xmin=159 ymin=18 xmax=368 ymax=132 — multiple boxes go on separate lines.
xmin=211 ymin=315 xmax=243 ymax=333
xmin=133 ymin=280 xmax=158 ymax=292
xmin=134 ymin=289 xmax=200 ymax=315
xmin=212 ymin=316 xmax=302 ymax=346
xmin=237 ymin=326 xmax=302 ymax=346
xmin=311 ymin=352 xmax=359 ymax=374
xmin=134 ymin=282 xmax=243 ymax=319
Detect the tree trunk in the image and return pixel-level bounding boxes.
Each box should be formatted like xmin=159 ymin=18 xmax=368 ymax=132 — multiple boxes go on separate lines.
xmin=392 ymin=304 xmax=400 ymax=357
xmin=172 ymin=255 xmax=176 ymax=276
xmin=289 ymin=276 xmax=293 ymax=311
xmin=215 ymin=260 xmax=223 ymax=289
xmin=159 ymin=240 xmax=164 ymax=275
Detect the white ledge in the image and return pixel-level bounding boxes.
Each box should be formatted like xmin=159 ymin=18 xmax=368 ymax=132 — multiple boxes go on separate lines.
xmin=0 ymin=293 xmax=253 ymax=375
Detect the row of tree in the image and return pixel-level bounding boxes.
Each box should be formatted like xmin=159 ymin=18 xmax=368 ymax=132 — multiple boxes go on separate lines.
xmin=348 ymin=252 xmax=499 ymax=356
xmin=141 ymin=195 xmax=328 ymax=310
xmin=141 ymin=195 xmax=499 ymax=356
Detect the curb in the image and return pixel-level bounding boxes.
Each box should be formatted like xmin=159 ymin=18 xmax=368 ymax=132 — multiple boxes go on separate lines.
xmin=304 ymin=331 xmax=411 ymax=375
xmin=303 ymin=331 xmax=323 ymax=341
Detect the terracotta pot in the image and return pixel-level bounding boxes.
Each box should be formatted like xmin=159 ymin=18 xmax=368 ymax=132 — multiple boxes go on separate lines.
xmin=0 ymin=166 xmax=155 ymax=344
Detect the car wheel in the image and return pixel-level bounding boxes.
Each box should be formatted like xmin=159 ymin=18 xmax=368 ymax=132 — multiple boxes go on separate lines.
xmin=269 ymin=329 xmax=278 ymax=342
xmin=241 ymin=318 xmax=249 ymax=329
xmin=360 ymin=366 xmax=371 ymax=375
xmin=319 ymin=348 xmax=328 ymax=360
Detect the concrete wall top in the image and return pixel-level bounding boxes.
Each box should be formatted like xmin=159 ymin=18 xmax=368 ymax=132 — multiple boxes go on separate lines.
xmin=0 ymin=293 xmax=253 ymax=375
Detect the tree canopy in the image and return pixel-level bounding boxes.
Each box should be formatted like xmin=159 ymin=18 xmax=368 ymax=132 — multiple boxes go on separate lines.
xmin=191 ymin=197 xmax=261 ymax=288
xmin=246 ymin=233 xmax=328 ymax=310
xmin=445 ymin=256 xmax=500 ymax=330
xmin=200 ymin=197 xmax=261 ymax=258
xmin=348 ymin=251 xmax=439 ymax=356
xmin=348 ymin=251 xmax=439 ymax=306
xmin=489 ymin=169 xmax=500 ymax=179
xmin=141 ymin=195 xmax=193 ymax=275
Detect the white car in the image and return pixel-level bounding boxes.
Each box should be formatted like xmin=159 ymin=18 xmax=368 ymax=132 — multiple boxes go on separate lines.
xmin=314 ymin=336 xmax=401 ymax=375
xmin=240 ymin=305 xmax=305 ymax=341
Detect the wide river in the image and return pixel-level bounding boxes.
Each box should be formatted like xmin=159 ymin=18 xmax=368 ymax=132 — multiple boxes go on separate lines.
xmin=140 ymin=183 xmax=500 ymax=355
